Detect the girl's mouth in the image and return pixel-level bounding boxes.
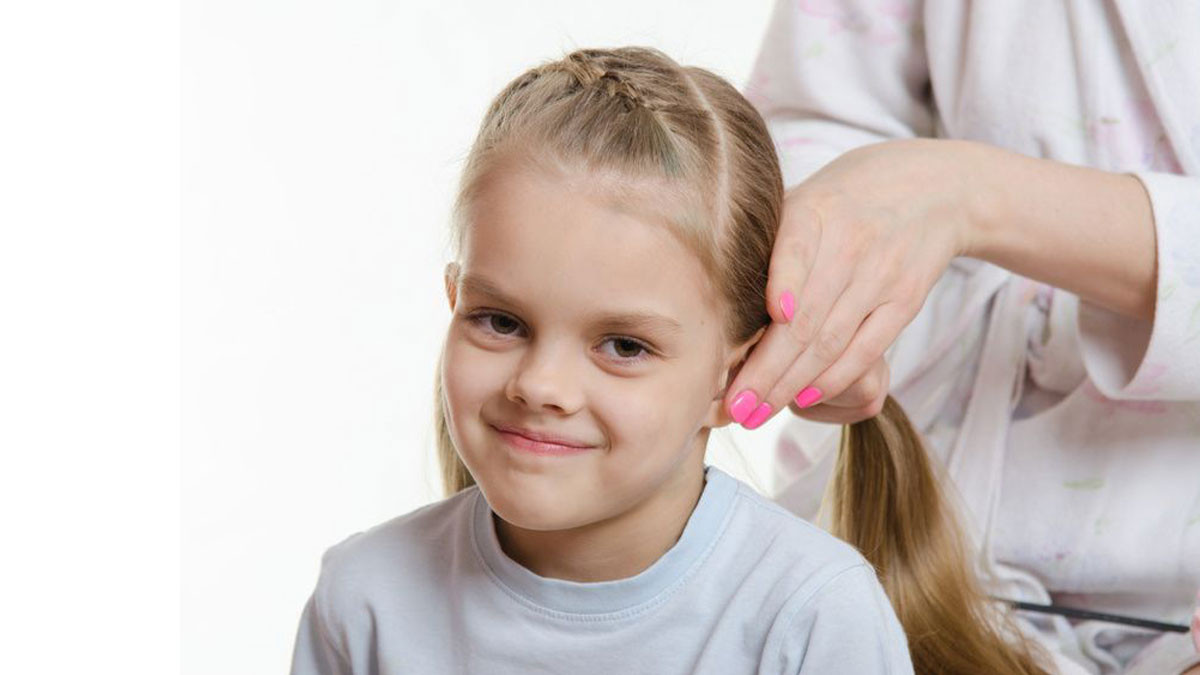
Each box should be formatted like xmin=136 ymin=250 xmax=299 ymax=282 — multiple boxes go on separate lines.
xmin=491 ymin=425 xmax=596 ymax=456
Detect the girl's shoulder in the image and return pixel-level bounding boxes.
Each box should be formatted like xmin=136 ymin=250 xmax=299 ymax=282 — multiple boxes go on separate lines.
xmin=710 ymin=471 xmax=903 ymax=662
xmin=310 ymin=486 xmax=480 ymax=604
xmin=718 ymin=470 xmax=873 ymax=581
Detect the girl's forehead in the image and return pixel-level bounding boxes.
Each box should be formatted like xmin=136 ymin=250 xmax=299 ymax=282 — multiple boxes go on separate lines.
xmin=460 ymin=165 xmax=724 ymax=330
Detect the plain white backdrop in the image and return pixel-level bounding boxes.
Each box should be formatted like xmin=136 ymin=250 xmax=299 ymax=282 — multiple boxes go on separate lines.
xmin=1 ymin=1 xmax=177 ymax=674
xmin=181 ymin=1 xmax=805 ymax=673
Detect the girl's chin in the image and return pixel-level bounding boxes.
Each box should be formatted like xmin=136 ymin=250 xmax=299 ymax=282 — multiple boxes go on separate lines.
xmin=478 ymin=482 xmax=598 ymax=532
xmin=494 ymin=511 xmax=576 ymax=533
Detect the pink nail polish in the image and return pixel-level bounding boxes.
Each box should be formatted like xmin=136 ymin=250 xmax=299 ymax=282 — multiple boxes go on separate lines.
xmin=743 ymin=403 xmax=773 ymax=429
xmin=729 ymin=390 xmax=758 ymax=424
xmin=795 ymin=386 xmax=822 ymax=408
xmin=780 ymin=291 xmax=795 ymax=322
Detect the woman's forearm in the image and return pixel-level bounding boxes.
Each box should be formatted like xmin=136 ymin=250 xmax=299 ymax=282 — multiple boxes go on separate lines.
xmin=957 ymin=140 xmax=1157 ymax=321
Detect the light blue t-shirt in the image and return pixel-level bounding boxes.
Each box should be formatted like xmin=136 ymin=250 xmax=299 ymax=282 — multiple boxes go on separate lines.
xmin=290 ymin=466 xmax=913 ymax=674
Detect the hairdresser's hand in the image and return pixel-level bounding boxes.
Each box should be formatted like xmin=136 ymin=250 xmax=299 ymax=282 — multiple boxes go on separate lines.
xmin=725 ymin=138 xmax=975 ymax=429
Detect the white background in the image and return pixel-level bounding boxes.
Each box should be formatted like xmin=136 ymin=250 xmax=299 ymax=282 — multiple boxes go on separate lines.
xmin=1 ymin=1 xmax=178 ymax=674
xmin=0 ymin=1 xmax=810 ymax=673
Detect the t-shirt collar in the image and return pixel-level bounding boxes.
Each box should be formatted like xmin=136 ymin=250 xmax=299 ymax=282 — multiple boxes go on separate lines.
xmin=470 ymin=465 xmax=738 ymax=616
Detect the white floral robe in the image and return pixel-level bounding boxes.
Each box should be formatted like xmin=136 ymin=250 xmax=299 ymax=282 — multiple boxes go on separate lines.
xmin=747 ymin=1 xmax=1200 ymax=672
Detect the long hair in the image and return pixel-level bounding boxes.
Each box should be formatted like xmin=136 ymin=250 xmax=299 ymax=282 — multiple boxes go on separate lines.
xmin=435 ymin=46 xmax=1047 ymax=674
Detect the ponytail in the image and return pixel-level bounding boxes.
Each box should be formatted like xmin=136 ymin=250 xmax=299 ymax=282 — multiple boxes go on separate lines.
xmin=831 ymin=395 xmax=1048 ymax=674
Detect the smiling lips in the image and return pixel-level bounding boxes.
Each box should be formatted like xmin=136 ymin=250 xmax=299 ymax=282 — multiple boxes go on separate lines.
xmin=490 ymin=423 xmax=597 ymax=456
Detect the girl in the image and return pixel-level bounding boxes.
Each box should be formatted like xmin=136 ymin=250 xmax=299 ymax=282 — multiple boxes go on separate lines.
xmin=289 ymin=47 xmax=1038 ymax=674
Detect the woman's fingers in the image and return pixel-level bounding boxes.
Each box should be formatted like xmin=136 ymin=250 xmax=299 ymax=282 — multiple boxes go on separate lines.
xmin=730 ymin=141 xmax=969 ymax=432
xmin=726 ymin=201 xmax=855 ymax=429
xmin=764 ymin=201 xmax=821 ymax=325
xmin=777 ymin=301 xmax=908 ymax=412
xmin=725 ymin=293 xmax=909 ymax=430
xmin=786 ymin=354 xmax=891 ymax=424
xmin=724 ymin=272 xmax=851 ymax=429
xmin=764 ymin=280 xmax=883 ymax=409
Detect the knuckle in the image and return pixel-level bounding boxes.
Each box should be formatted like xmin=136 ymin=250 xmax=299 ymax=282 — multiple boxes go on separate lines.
xmin=813 ymin=330 xmax=843 ymax=362
xmin=783 ymin=236 xmax=810 ymax=264
xmin=858 ymin=402 xmax=883 ymax=420
xmin=892 ymin=280 xmax=921 ymax=314
xmin=793 ymin=184 xmax=837 ymax=210
xmin=861 ymin=371 xmax=885 ymax=402
xmin=782 ymin=198 xmax=823 ymax=236
xmin=848 ymin=223 xmax=874 ymax=255
xmin=865 ymin=395 xmax=886 ymax=418
xmin=867 ymin=327 xmax=893 ymax=360
xmin=785 ymin=309 xmax=816 ymax=349
xmin=880 ymin=239 xmax=908 ymax=273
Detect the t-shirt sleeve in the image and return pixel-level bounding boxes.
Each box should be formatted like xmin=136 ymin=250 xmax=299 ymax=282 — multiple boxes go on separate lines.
xmin=289 ymin=593 xmax=352 ymax=675
xmin=746 ymin=0 xmax=935 ymax=189
xmin=768 ymin=564 xmax=914 ymax=674
xmin=1076 ymin=171 xmax=1200 ymax=401
xmin=289 ymin=542 xmax=360 ymax=675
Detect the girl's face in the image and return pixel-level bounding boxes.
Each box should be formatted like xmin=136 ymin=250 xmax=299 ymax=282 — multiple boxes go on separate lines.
xmin=441 ymin=162 xmax=756 ymax=532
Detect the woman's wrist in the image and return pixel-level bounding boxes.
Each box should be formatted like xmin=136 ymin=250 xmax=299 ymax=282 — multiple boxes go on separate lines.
xmin=955 ymin=141 xmax=1157 ymax=321
xmin=956 ymin=140 xmax=1006 ymax=260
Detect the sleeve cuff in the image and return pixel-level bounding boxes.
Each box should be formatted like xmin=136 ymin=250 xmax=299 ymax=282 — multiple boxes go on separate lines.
xmin=1076 ymin=171 xmax=1200 ymax=401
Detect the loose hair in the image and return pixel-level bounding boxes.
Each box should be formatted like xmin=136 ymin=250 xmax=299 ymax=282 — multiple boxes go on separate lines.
xmin=434 ymin=46 xmax=1047 ymax=674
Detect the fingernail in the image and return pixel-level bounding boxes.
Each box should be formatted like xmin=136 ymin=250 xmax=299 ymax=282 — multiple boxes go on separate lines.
xmin=780 ymin=291 xmax=795 ymax=322
xmin=795 ymin=386 xmax=822 ymax=408
xmin=742 ymin=402 xmax=773 ymax=429
xmin=729 ymin=390 xmax=758 ymax=424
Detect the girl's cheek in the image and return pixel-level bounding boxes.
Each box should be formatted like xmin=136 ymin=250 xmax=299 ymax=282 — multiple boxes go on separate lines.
xmin=590 ymin=385 xmax=661 ymax=436
xmin=444 ymin=338 xmax=512 ymax=402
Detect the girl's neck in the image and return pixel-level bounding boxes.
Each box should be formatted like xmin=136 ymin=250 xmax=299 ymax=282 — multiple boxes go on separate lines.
xmin=493 ymin=445 xmax=708 ymax=583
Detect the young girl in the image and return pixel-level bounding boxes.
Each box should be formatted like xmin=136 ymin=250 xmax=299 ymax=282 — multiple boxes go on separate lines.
xmin=288 ymin=47 xmax=1041 ymax=674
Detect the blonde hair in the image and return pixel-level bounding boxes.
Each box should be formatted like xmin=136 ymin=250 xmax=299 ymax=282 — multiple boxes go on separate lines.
xmin=434 ymin=46 xmax=1047 ymax=674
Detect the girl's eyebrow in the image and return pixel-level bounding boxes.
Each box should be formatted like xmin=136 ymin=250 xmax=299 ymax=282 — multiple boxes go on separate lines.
xmin=459 ymin=274 xmax=684 ymax=336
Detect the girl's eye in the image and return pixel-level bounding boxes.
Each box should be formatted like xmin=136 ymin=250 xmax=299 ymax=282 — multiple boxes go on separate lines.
xmin=465 ymin=311 xmax=527 ymax=338
xmin=466 ymin=311 xmax=654 ymax=365
xmin=602 ymin=337 xmax=651 ymax=363
xmin=485 ymin=313 xmax=521 ymax=335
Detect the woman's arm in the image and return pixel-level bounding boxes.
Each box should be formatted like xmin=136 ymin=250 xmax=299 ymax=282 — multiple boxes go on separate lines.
xmin=961 ymin=139 xmax=1200 ymax=400
xmin=961 ymin=140 xmax=1157 ymax=321
xmin=725 ymin=135 xmax=1200 ymax=429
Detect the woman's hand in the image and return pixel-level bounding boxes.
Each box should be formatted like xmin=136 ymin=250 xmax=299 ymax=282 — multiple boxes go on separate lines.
xmin=725 ymin=139 xmax=976 ymax=429
xmin=781 ymin=354 xmax=891 ymax=425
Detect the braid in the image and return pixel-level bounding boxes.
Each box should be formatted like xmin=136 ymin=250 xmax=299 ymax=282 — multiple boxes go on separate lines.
xmin=539 ymin=49 xmax=660 ymax=112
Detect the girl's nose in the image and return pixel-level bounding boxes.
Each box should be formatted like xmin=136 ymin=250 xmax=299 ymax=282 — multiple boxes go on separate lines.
xmin=505 ymin=343 xmax=585 ymax=414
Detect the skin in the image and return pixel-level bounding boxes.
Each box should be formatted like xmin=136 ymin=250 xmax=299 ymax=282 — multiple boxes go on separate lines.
xmin=725 ymin=138 xmax=1157 ymax=428
xmin=440 ymin=160 xmax=761 ymax=582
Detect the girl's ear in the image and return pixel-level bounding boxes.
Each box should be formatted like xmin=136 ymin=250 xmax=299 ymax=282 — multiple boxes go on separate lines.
xmin=444 ymin=262 xmax=461 ymax=311
xmin=702 ymin=326 xmax=767 ymax=429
